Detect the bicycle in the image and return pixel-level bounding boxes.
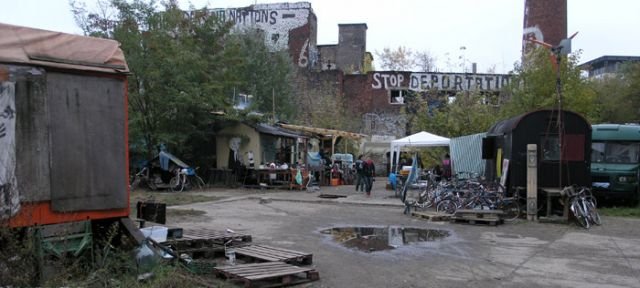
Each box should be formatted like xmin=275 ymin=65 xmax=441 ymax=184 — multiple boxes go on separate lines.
xmin=130 ymin=166 xmax=159 ymax=191
xmin=566 ymin=185 xmax=601 ymax=229
xmin=170 ymin=167 xmax=206 ymax=192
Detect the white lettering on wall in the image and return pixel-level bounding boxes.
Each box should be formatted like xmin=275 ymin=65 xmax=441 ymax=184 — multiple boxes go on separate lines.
xmin=371 ymin=72 xmax=511 ymax=92
xmin=371 ymin=73 xmax=404 ymax=89
xmin=208 ymin=3 xmax=310 ymax=51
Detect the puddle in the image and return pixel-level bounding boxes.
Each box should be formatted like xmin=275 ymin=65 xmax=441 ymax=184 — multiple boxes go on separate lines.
xmin=320 ymin=226 xmax=450 ymax=252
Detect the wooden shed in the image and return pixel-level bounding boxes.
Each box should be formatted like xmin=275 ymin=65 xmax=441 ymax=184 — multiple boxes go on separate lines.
xmin=215 ymin=122 xmax=308 ymax=170
xmin=0 ymin=23 xmax=130 ymax=228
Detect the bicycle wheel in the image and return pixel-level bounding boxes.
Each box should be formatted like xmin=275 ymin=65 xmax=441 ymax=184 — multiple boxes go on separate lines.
xmin=436 ymin=200 xmax=457 ymax=214
xmin=500 ymin=200 xmax=521 ymax=222
xmin=130 ymin=176 xmax=141 ymax=190
xmin=170 ymin=176 xmax=184 ymax=192
xmin=586 ymin=200 xmax=602 ymax=226
xmin=191 ymin=175 xmax=206 ymax=190
xmin=570 ymin=200 xmax=590 ymax=229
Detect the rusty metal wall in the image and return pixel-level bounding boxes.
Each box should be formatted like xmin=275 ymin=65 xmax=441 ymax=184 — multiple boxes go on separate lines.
xmin=47 ymin=72 xmax=126 ymax=212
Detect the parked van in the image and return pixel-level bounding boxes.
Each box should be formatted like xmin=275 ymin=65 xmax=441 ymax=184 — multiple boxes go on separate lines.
xmin=591 ymin=124 xmax=640 ymax=204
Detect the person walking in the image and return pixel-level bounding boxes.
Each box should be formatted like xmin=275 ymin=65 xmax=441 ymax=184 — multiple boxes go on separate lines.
xmin=363 ymin=156 xmax=376 ymax=197
xmin=354 ymin=155 xmax=365 ymax=192
xmin=442 ymin=153 xmax=452 ymax=181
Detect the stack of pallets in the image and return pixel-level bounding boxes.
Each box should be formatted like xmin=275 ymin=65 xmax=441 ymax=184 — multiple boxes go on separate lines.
xmin=164 ymin=228 xmax=319 ymax=287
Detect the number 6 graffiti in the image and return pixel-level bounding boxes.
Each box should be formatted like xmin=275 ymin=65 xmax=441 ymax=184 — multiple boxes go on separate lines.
xmin=298 ymin=38 xmax=309 ymax=67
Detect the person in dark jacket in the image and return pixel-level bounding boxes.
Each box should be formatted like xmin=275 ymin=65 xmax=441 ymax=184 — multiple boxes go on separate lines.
xmin=363 ymin=156 xmax=376 ymax=197
xmin=354 ymin=155 xmax=365 ymax=192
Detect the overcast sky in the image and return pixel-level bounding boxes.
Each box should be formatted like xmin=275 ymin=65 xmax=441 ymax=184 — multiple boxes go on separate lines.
xmin=2 ymin=0 xmax=639 ymax=73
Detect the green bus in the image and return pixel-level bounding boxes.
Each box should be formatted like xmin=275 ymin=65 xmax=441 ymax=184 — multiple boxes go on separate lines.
xmin=591 ymin=124 xmax=640 ymax=204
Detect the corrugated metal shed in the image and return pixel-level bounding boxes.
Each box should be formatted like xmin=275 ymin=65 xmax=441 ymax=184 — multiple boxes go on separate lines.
xmin=450 ymin=133 xmax=486 ymax=176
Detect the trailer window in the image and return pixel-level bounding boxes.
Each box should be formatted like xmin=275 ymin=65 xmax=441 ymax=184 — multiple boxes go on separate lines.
xmin=542 ymin=136 xmax=560 ymax=161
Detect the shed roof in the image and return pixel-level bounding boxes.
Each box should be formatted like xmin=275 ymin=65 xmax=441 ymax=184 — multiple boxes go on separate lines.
xmin=0 ymin=22 xmax=129 ymax=74
xmin=277 ymin=123 xmax=367 ymax=140
xmin=487 ymin=109 xmax=587 ymax=135
xmin=253 ymin=123 xmax=307 ymax=138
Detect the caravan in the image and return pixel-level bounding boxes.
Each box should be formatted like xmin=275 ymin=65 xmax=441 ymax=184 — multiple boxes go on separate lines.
xmin=591 ymin=124 xmax=640 ymax=204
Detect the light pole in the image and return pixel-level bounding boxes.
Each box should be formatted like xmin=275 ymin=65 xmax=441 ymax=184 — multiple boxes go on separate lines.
xmin=459 ymin=46 xmax=467 ymax=72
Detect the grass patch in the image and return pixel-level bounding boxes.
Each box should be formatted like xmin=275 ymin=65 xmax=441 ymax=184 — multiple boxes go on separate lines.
xmin=167 ymin=208 xmax=207 ymax=217
xmin=599 ymin=204 xmax=640 ymax=218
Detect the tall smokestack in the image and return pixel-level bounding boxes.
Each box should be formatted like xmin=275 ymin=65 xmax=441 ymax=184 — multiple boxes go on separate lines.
xmin=522 ymin=0 xmax=567 ymax=55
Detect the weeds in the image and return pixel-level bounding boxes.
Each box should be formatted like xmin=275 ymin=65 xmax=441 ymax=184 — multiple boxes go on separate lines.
xmin=599 ymin=203 xmax=640 ymax=218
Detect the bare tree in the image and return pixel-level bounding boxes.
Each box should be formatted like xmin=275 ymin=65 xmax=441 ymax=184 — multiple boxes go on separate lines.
xmin=375 ymin=46 xmax=416 ymax=71
xmin=414 ymin=51 xmax=437 ymax=72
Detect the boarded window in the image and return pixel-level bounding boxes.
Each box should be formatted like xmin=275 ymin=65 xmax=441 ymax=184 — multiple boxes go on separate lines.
xmin=563 ymin=134 xmax=584 ymax=161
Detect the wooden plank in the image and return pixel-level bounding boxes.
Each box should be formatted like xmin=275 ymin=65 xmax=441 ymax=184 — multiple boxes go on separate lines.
xmin=455 ymin=209 xmax=504 ymax=215
xmin=213 ymin=262 xmax=316 ymax=281
xmin=240 ymin=245 xmax=308 ymax=258
xmin=234 ymin=245 xmax=312 ymax=265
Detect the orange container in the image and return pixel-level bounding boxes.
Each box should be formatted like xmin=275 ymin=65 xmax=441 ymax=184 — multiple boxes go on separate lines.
xmin=330 ymin=178 xmax=341 ymax=186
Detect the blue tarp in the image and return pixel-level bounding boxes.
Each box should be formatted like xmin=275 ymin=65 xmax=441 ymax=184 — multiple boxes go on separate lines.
xmin=307 ymin=152 xmax=322 ymax=169
xmin=158 ymin=151 xmax=189 ymax=171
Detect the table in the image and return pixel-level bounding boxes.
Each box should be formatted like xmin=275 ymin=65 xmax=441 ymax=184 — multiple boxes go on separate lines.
xmin=541 ymin=187 xmax=569 ymax=220
xmin=254 ymin=169 xmax=292 ymax=189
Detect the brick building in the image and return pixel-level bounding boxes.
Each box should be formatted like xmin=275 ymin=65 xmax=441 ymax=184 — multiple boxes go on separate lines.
xmin=208 ymin=2 xmax=513 ymax=174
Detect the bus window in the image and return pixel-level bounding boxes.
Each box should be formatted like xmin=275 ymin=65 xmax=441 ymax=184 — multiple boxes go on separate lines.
xmin=601 ymin=142 xmax=640 ymax=164
xmin=591 ymin=142 xmax=605 ymax=163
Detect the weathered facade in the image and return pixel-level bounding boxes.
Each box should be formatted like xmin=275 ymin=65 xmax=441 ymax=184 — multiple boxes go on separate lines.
xmin=209 ymin=2 xmax=515 ymax=175
xmin=206 ymin=2 xmax=319 ymax=69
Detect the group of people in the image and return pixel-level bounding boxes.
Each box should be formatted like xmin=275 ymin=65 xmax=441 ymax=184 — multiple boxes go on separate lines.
xmin=353 ymin=153 xmax=452 ymax=197
xmin=354 ymin=155 xmax=376 ymax=196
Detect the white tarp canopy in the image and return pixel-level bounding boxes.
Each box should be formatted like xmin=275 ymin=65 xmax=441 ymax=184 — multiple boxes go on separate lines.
xmin=390 ymin=131 xmax=450 ymax=173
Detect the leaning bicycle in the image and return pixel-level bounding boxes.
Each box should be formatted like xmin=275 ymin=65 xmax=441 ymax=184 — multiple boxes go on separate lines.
xmin=170 ymin=167 xmax=206 ymax=192
xmin=566 ymin=185 xmax=601 ymax=229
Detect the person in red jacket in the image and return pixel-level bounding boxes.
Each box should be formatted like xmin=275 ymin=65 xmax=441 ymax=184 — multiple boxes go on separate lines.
xmin=442 ymin=154 xmax=452 ymax=180
xmin=363 ymin=156 xmax=376 ymax=196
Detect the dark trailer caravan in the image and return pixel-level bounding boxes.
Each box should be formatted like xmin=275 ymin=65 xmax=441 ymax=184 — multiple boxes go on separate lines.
xmin=483 ymin=110 xmax=591 ymax=195
xmin=0 ymin=23 xmax=130 ymax=228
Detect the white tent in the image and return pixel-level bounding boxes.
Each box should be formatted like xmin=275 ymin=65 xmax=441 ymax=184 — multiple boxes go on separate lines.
xmin=390 ymin=131 xmax=450 ymax=172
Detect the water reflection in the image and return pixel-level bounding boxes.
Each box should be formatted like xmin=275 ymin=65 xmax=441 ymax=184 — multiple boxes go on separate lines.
xmin=321 ymin=226 xmax=450 ymax=252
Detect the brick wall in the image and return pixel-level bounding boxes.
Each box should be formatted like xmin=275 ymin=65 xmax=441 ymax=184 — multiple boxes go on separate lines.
xmin=523 ymin=0 xmax=567 ymax=52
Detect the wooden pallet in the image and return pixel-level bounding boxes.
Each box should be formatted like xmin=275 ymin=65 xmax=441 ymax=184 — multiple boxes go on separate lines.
xmin=450 ymin=217 xmax=504 ymax=226
xmin=451 ymin=209 xmax=504 ymax=226
xmin=213 ymin=262 xmax=319 ymax=288
xmin=234 ymin=245 xmax=313 ymax=265
xmin=410 ymin=211 xmax=451 ymax=221
xmin=164 ymin=228 xmax=252 ymax=252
